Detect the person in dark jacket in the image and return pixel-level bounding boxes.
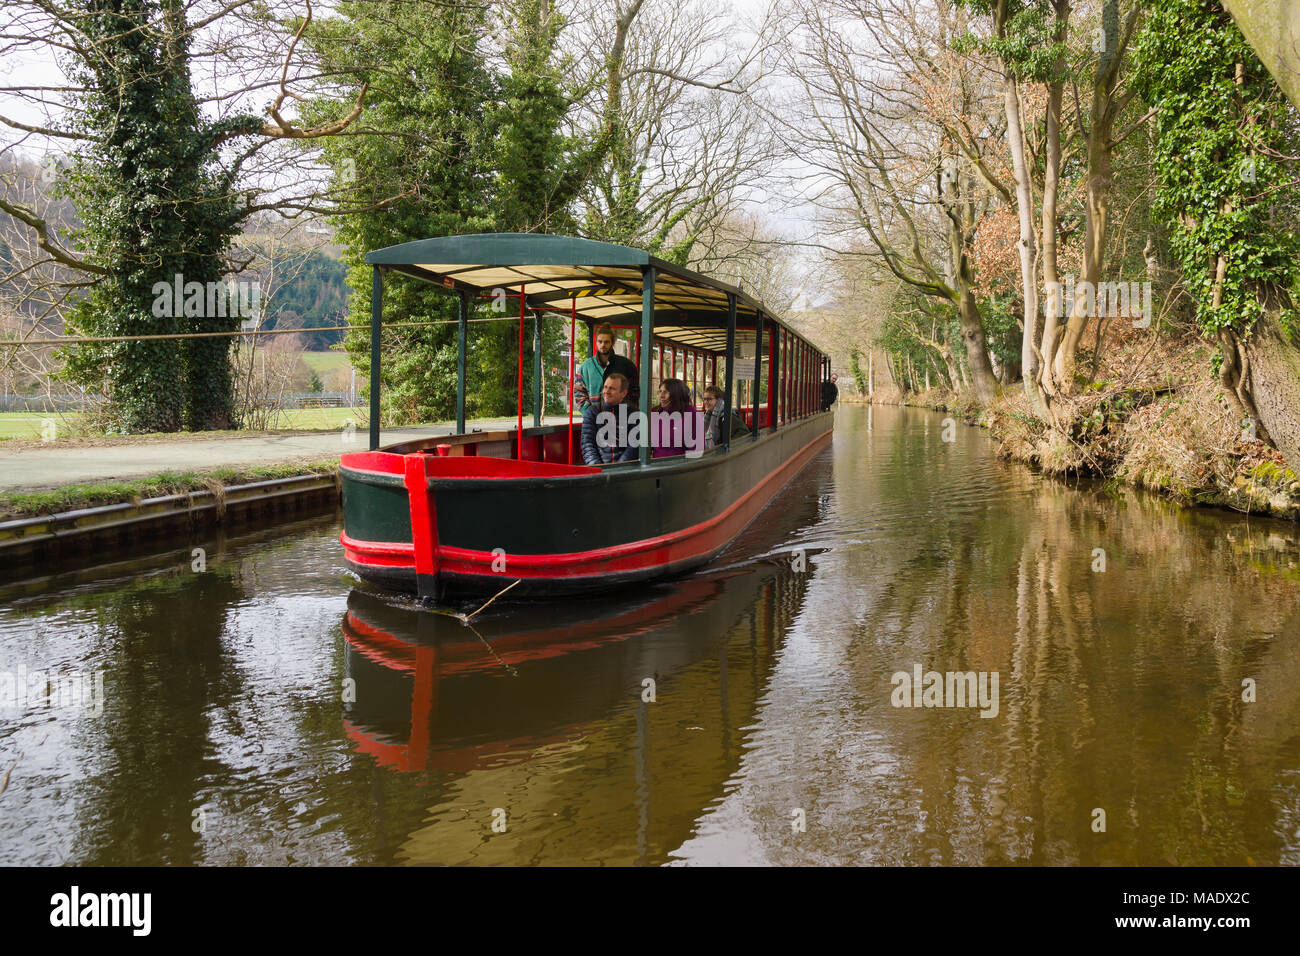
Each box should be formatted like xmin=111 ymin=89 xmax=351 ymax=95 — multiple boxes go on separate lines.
xmin=702 ymin=385 xmax=726 ymax=449
xmin=702 ymin=385 xmax=748 ymax=447
xmin=581 ymin=373 xmax=637 ymax=465
xmin=821 ymin=373 xmax=839 ymax=411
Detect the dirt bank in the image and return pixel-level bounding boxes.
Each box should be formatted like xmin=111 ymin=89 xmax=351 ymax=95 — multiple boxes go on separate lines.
xmin=854 ymin=327 xmax=1300 ymax=522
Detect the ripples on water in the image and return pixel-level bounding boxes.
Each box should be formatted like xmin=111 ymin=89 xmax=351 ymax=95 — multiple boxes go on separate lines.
xmin=1 ymin=405 xmax=1298 ymax=865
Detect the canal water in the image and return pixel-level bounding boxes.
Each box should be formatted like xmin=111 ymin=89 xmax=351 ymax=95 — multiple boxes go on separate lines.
xmin=2 ymin=405 xmax=1298 ymax=865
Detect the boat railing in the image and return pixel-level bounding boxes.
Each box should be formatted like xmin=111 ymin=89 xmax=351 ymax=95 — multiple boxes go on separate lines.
xmin=378 ymin=397 xmax=826 ymax=471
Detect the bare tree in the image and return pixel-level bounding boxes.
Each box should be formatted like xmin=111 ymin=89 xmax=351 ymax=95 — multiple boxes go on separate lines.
xmin=777 ymin=0 xmax=1005 ymax=402
xmin=569 ymin=0 xmax=781 ymax=263
xmin=1048 ymin=0 xmax=1146 ymax=394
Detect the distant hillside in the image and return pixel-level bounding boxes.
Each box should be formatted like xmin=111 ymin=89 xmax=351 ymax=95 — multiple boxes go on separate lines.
xmin=2 ymin=154 xmax=349 ymax=347
xmin=251 ymin=247 xmax=350 ymax=350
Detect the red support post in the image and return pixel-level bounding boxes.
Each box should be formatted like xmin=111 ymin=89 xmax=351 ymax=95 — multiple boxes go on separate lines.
xmin=800 ymin=345 xmax=811 ymax=416
xmin=780 ymin=335 xmax=790 ymax=421
xmin=806 ymin=342 xmax=812 ymax=416
xmin=789 ymin=334 xmax=795 ymax=420
xmin=568 ymin=297 xmax=576 ymax=465
xmin=796 ymin=339 xmax=802 ymax=418
xmin=799 ymin=340 xmax=806 ymax=417
xmin=767 ymin=325 xmax=777 ymax=429
xmin=802 ymin=341 xmax=808 ymax=416
xmin=792 ymin=338 xmax=798 ymax=418
xmin=805 ymin=342 xmax=811 ymax=416
xmin=776 ymin=330 xmax=782 ymax=424
xmin=782 ymin=331 xmax=789 ymax=423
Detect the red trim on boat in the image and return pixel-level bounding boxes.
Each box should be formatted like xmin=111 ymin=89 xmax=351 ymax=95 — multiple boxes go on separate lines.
xmin=343 ymin=453 xmax=598 ymax=481
xmin=342 ymin=538 xmax=414 ymax=569
xmin=340 ymin=451 xmax=407 ymax=477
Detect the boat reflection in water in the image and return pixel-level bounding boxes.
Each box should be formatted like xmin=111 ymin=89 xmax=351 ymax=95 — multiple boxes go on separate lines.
xmin=340 ymin=465 xmax=827 ymax=865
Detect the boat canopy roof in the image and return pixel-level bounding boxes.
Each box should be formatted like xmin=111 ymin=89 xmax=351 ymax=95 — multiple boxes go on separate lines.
xmin=365 ymin=232 xmax=799 ymax=353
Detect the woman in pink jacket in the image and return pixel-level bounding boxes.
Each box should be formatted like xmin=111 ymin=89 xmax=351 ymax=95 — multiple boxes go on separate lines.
xmin=651 ymin=378 xmax=705 ymax=459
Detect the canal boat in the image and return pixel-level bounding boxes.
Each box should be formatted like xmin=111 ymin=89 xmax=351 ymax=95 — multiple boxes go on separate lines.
xmin=339 ymin=233 xmax=833 ymax=601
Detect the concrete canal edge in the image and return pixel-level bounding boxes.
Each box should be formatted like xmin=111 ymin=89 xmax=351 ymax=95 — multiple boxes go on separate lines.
xmin=0 ymin=470 xmax=340 ymax=573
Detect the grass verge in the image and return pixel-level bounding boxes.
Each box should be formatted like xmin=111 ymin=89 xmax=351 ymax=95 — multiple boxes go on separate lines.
xmin=0 ymin=459 xmax=340 ymax=521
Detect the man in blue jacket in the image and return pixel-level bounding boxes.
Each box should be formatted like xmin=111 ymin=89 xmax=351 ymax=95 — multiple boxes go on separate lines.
xmin=574 ymin=323 xmax=640 ymax=412
xmin=581 ymin=373 xmax=638 ymax=465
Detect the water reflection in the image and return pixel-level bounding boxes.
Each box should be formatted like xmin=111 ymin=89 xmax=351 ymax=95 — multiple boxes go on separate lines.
xmin=342 ymin=555 xmax=812 ymax=864
xmin=673 ymin=404 xmax=1300 ymax=865
xmin=2 ymin=405 xmax=1299 ymax=866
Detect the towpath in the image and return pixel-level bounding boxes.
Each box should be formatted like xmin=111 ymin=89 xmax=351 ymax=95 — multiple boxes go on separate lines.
xmin=0 ymin=416 xmax=572 ymax=491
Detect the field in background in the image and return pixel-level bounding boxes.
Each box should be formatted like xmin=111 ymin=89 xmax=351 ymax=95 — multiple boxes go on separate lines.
xmin=301 ymin=350 xmax=352 ymax=375
xmin=0 ymin=407 xmax=370 ymax=440
xmin=2 ymin=351 xmax=364 ymax=439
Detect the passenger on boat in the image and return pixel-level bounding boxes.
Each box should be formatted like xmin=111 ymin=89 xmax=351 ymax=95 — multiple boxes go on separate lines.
xmin=821 ymin=373 xmax=840 ymax=411
xmin=702 ymin=384 xmax=748 ymax=448
xmin=580 ymin=373 xmax=637 ymax=465
xmin=652 ymin=378 xmax=705 ymax=459
xmin=574 ymin=323 xmax=640 ymax=413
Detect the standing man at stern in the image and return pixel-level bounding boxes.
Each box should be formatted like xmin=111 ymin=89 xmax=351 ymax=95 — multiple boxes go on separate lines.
xmin=575 ymin=323 xmax=640 ymax=413
xmin=821 ymin=373 xmax=840 ymax=411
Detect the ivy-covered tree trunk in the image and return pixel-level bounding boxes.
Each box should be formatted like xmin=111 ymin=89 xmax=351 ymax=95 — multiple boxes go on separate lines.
xmin=303 ymin=0 xmax=498 ymax=426
xmin=1135 ymin=0 xmax=1300 ymax=473
xmin=61 ymin=0 xmax=246 ymax=432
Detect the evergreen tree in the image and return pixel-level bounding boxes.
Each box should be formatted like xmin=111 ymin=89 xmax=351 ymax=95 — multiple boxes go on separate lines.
xmin=305 ymin=0 xmax=601 ymax=423
xmin=302 ymin=0 xmax=497 ymax=424
xmin=472 ymin=0 xmax=594 ymax=418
